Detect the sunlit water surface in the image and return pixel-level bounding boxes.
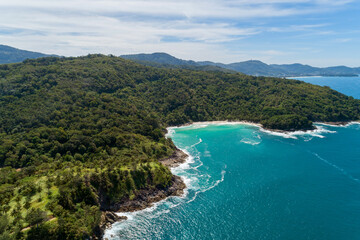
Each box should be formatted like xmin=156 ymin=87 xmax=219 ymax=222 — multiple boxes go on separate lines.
xmin=105 ymin=122 xmax=360 ymax=240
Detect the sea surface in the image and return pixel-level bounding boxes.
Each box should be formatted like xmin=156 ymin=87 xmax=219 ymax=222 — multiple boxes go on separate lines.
xmin=290 ymin=76 xmax=360 ymax=99
xmin=104 ymin=122 xmax=360 ymax=240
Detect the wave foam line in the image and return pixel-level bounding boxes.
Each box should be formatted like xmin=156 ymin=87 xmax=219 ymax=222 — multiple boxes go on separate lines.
xmin=188 ymin=138 xmax=202 ymax=149
xmin=312 ymin=152 xmax=360 ymax=184
xmin=186 ymin=165 xmax=227 ymax=204
xmin=240 ymin=138 xmax=261 ymax=145
xmin=315 ymin=122 xmax=360 ymax=128
xmin=194 ymin=161 xmax=204 ymax=169
xmin=260 ymin=125 xmax=336 ymax=140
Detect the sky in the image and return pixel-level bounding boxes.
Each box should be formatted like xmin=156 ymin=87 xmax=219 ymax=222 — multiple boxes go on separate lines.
xmin=0 ymin=0 xmax=360 ymax=67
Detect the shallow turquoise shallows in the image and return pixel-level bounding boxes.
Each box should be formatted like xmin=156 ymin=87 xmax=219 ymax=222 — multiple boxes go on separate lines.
xmin=104 ymin=123 xmax=360 ymax=240
xmin=290 ymin=76 xmax=360 ymax=99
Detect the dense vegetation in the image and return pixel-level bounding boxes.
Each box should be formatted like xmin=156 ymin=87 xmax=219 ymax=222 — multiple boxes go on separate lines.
xmin=0 ymin=55 xmax=359 ymax=239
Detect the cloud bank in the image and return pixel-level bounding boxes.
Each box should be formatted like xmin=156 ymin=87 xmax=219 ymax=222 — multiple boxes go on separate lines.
xmin=0 ymin=0 xmax=358 ymax=65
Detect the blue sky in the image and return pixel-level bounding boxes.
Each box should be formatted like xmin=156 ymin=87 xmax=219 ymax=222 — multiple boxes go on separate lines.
xmin=0 ymin=0 xmax=359 ymax=66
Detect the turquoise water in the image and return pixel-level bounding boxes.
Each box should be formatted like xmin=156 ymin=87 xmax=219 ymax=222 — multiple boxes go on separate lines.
xmin=291 ymin=76 xmax=360 ymax=99
xmin=105 ymin=122 xmax=360 ymax=240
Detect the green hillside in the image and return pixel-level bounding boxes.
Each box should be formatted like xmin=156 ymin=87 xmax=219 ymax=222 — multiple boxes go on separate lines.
xmin=0 ymin=55 xmax=359 ymax=239
xmin=0 ymin=45 xmax=57 ymax=65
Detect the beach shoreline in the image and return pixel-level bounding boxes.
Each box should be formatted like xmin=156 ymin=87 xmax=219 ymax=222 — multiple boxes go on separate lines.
xmin=169 ymin=119 xmax=359 ymax=133
xmin=100 ymin=148 xmax=189 ymax=239
xmin=102 ymin=119 xmax=359 ymax=239
xmin=170 ymin=120 xmax=262 ymax=128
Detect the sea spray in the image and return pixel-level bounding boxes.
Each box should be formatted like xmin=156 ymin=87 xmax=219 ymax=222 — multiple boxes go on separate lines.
xmin=260 ymin=124 xmax=337 ymax=140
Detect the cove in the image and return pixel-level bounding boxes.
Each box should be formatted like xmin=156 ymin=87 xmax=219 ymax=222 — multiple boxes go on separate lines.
xmin=105 ymin=122 xmax=360 ymax=240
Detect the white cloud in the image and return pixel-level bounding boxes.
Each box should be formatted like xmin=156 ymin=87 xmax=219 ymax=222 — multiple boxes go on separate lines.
xmin=268 ymin=24 xmax=329 ymax=32
xmin=0 ymin=0 xmax=356 ymax=64
xmin=0 ymin=0 xmax=318 ymax=19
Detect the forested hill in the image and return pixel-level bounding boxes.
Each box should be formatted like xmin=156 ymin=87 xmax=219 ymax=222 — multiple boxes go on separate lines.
xmin=0 ymin=45 xmax=57 ymax=64
xmin=0 ymin=55 xmax=359 ymax=239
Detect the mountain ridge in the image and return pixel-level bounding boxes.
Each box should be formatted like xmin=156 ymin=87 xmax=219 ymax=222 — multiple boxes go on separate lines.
xmin=1 ymin=44 xmax=358 ymax=77
xmin=121 ymin=52 xmax=360 ymax=77
xmin=0 ymin=44 xmax=58 ymax=64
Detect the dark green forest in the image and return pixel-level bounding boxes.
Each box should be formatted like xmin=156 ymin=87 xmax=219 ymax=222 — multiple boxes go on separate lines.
xmin=0 ymin=55 xmax=359 ymax=239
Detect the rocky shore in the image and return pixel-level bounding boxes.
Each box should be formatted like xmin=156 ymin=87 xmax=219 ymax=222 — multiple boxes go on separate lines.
xmin=95 ymin=212 xmax=127 ymax=239
xmin=96 ymin=149 xmax=188 ymax=239
xmin=104 ymin=175 xmax=186 ymax=213
xmin=160 ymin=148 xmax=189 ymax=168
xmin=321 ymin=121 xmax=359 ymax=126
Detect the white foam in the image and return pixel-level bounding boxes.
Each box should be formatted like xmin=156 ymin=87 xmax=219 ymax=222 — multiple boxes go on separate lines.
xmin=171 ymin=149 xmax=196 ymax=173
xmin=168 ymin=121 xmax=338 ymax=141
xmin=189 ymin=138 xmax=202 ymax=149
xmin=260 ymin=128 xmax=298 ymax=139
xmin=167 ymin=121 xmax=262 ymax=130
xmin=240 ymin=138 xmax=261 ymax=145
xmin=186 ymin=166 xmax=227 ymax=204
xmin=315 ymin=121 xmax=360 ymax=128
xmin=165 ymin=127 xmax=176 ymax=138
xmin=194 ymin=161 xmax=204 ymax=169
xmin=346 ymin=122 xmax=360 ymax=127
xmin=115 ymin=212 xmax=134 ymax=221
xmin=260 ymin=125 xmax=336 ymax=140
xmin=187 ymin=124 xmax=209 ymax=129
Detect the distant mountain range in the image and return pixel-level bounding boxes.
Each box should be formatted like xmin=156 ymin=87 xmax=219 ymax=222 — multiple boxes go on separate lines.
xmin=1 ymin=45 xmax=359 ymax=77
xmin=0 ymin=45 xmax=57 ymax=64
xmin=121 ymin=53 xmax=360 ymax=77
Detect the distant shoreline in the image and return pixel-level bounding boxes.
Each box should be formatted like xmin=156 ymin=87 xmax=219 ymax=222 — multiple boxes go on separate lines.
xmin=287 ymin=75 xmax=359 ymax=78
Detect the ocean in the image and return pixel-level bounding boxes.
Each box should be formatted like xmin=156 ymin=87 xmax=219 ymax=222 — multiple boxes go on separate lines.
xmin=104 ymin=122 xmax=360 ymax=240
xmin=290 ymin=76 xmax=360 ymax=99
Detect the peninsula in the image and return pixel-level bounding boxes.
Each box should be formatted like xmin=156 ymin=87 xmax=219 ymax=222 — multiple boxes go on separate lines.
xmin=0 ymin=55 xmax=359 ymax=239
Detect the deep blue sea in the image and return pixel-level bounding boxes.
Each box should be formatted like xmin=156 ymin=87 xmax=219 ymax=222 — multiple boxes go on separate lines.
xmin=105 ymin=122 xmax=360 ymax=240
xmin=291 ymin=76 xmax=360 ymax=99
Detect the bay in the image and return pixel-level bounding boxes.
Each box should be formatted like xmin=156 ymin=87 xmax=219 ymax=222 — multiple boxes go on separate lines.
xmin=290 ymin=76 xmax=360 ymax=99
xmin=105 ymin=122 xmax=360 ymax=240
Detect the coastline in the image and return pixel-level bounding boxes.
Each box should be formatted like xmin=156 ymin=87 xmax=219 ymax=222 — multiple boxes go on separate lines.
xmin=100 ymin=148 xmax=188 ymax=239
xmin=104 ymin=119 xmax=360 ymax=240
xmin=169 ymin=120 xmax=262 ymax=129
xmin=167 ymin=120 xmax=360 ymax=142
xmin=286 ymin=75 xmax=359 ymax=78
xmin=160 ymin=148 xmax=189 ymax=168
xmin=316 ymin=121 xmax=360 ymax=127
xmin=102 ymin=119 xmax=359 ymax=239
xmin=170 ymin=119 xmax=360 ymax=132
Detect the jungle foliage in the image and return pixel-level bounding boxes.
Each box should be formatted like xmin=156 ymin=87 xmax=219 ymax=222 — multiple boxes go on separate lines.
xmin=0 ymin=55 xmax=359 ymax=239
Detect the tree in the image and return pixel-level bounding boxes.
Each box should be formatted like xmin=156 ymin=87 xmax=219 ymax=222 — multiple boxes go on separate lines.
xmin=25 ymin=208 xmax=48 ymax=228
xmin=0 ymin=215 xmax=12 ymax=240
xmin=0 ymin=215 xmax=9 ymax=233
